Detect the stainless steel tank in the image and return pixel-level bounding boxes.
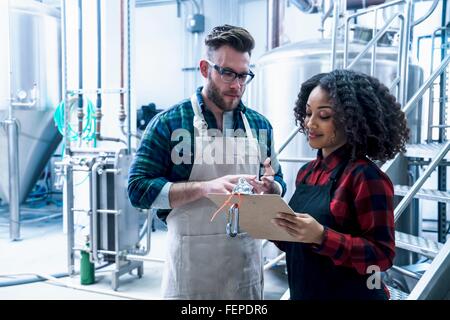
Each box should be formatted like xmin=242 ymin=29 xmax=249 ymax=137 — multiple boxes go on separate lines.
xmin=251 ymin=38 xmax=423 ymax=200
xmin=0 ymin=0 xmax=62 ymax=204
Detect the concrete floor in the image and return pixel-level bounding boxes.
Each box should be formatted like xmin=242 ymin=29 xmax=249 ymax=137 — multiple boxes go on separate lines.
xmin=0 ymin=209 xmax=288 ymax=300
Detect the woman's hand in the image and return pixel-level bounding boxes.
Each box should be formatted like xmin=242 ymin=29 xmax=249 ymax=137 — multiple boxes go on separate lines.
xmin=272 ymin=212 xmax=325 ymax=245
xmin=248 ymin=158 xmax=277 ymax=194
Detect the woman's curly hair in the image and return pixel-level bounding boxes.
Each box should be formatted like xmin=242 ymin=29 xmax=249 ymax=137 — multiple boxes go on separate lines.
xmin=294 ymin=69 xmax=410 ymax=162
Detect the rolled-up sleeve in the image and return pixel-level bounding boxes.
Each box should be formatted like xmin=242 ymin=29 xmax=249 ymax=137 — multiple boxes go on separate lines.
xmin=128 ymin=113 xmax=172 ymax=209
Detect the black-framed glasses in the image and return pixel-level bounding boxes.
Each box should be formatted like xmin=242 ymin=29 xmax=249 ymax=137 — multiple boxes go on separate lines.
xmin=206 ymin=60 xmax=255 ymax=85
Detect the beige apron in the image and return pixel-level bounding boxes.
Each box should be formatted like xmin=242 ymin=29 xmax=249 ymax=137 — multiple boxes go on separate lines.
xmin=161 ymin=94 xmax=263 ymax=300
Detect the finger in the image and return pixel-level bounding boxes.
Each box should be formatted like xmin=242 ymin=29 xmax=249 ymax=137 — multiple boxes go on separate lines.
xmin=272 ymin=219 xmax=300 ymax=236
xmin=277 ymin=212 xmax=300 ymax=222
xmin=263 ymin=157 xmax=275 ymax=176
xmin=224 ymin=182 xmax=235 ymax=192
xmin=261 ymin=176 xmax=274 ymax=184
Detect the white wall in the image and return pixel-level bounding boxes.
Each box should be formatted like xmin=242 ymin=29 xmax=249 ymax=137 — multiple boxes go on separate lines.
xmin=133 ymin=0 xmax=325 ymax=110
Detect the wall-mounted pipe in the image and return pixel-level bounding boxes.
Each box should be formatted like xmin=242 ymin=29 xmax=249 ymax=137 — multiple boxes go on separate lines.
xmin=95 ymin=0 xmax=103 ymax=144
xmin=267 ymin=0 xmax=286 ymax=50
xmin=77 ymin=0 xmax=84 ymax=146
xmin=289 ymin=0 xmax=318 ymax=13
xmin=412 ymin=0 xmax=439 ymax=27
xmin=94 ymin=0 xmax=127 ymax=145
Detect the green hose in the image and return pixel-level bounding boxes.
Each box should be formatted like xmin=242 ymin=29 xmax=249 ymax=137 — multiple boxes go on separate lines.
xmin=54 ymin=96 xmax=97 ymax=154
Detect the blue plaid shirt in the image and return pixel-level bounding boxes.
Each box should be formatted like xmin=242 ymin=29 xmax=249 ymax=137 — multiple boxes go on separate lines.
xmin=128 ymin=87 xmax=286 ymax=221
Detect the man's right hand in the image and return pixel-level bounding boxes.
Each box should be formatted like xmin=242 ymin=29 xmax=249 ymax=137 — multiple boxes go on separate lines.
xmin=202 ymin=174 xmax=257 ymax=195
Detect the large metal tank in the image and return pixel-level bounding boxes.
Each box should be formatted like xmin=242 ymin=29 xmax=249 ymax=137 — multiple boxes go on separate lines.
xmin=0 ymin=0 xmax=62 ymax=204
xmin=251 ymin=38 xmax=423 ymax=200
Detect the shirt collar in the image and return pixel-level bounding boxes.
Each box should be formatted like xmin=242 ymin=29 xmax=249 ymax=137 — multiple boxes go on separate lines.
xmin=196 ymin=86 xmax=246 ymax=114
xmin=315 ymin=144 xmax=351 ymax=172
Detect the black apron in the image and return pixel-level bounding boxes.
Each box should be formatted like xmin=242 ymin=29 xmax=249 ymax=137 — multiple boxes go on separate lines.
xmin=283 ymin=160 xmax=388 ymax=300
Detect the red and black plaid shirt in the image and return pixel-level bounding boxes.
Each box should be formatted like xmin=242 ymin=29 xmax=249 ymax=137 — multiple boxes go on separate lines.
xmin=296 ymin=145 xmax=395 ymax=275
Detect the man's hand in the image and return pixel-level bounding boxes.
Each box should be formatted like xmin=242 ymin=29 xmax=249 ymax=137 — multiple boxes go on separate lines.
xmin=201 ymin=174 xmax=257 ymax=195
xmin=248 ymin=157 xmax=277 ymax=194
xmin=271 ymin=212 xmax=325 ymax=245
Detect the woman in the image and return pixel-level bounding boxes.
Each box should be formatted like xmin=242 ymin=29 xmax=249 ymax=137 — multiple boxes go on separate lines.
xmin=272 ymin=70 xmax=409 ymax=300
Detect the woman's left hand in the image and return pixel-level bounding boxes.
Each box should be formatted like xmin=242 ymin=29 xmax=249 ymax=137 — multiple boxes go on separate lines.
xmin=272 ymin=212 xmax=325 ymax=245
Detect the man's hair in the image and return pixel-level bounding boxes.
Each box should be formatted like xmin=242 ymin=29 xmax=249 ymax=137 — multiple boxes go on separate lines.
xmin=205 ymin=24 xmax=255 ymax=58
xmin=294 ymin=69 xmax=410 ymax=162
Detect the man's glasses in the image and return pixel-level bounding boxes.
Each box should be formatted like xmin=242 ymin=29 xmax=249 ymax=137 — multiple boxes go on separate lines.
xmin=206 ymin=60 xmax=255 ymax=85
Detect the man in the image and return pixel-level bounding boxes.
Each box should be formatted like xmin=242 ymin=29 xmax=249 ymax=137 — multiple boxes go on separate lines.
xmin=128 ymin=24 xmax=286 ymax=300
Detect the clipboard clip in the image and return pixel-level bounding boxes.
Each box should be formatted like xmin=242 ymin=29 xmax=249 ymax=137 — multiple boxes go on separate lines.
xmin=226 ymin=203 xmax=239 ymax=237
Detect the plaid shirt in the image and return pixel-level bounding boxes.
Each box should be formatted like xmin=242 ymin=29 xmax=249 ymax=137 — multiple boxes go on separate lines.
xmin=128 ymin=86 xmax=286 ymax=220
xmin=296 ymin=145 xmax=395 ymax=275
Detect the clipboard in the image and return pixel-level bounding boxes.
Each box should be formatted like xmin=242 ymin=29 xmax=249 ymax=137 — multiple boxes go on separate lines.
xmin=206 ymin=193 xmax=300 ymax=242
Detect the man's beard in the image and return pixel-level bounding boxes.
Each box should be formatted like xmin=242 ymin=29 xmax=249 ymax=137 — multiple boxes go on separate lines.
xmin=206 ymin=79 xmax=241 ymax=112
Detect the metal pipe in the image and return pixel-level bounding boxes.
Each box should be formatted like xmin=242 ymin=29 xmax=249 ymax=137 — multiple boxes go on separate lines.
xmin=402 ymin=54 xmax=450 ymax=116
xmin=277 ymin=127 xmax=300 ymax=155
xmin=126 ymin=255 xmax=165 ymax=263
xmin=119 ymin=0 xmax=127 ymax=137
xmin=127 ymin=0 xmax=132 ymax=152
xmin=398 ymin=0 xmax=412 ymax=108
xmin=320 ymin=3 xmax=334 ymax=38
xmin=6 ymin=119 xmax=20 ymax=241
xmin=267 ymin=0 xmax=285 ymax=51
xmin=290 ymin=0 xmax=317 ymax=13
xmin=95 ymin=0 xmax=103 ymax=144
xmin=394 ymin=15 xmax=405 ymax=100
xmin=62 ymin=0 xmax=70 ymax=155
xmin=331 ymin=0 xmax=340 ymax=70
xmin=90 ymin=161 xmax=102 ymax=263
xmin=263 ymin=252 xmax=286 ymax=271
xmin=426 ymin=27 xmax=443 ymax=142
xmin=346 ymin=0 xmax=403 ymax=20
xmin=77 ymin=0 xmax=84 ymax=146
xmin=394 ymin=140 xmax=450 ymax=222
xmin=370 ymin=9 xmax=378 ymax=75
xmin=65 ymin=164 xmax=75 ymax=275
xmin=390 ymin=265 xmax=421 ymax=280
xmin=346 ymin=0 xmax=385 ymax=10
xmin=412 ymin=0 xmax=439 ymax=27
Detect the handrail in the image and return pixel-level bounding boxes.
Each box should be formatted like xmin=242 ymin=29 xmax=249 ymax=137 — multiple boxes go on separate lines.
xmin=346 ymin=13 xmax=403 ymax=69
xmin=277 ymin=128 xmax=300 ymax=155
xmin=402 ymin=54 xmax=450 ymax=116
xmin=393 ymin=54 xmax=450 ymax=222
xmin=394 ymin=140 xmax=450 ymax=222
xmin=346 ymin=0 xmax=404 ymax=20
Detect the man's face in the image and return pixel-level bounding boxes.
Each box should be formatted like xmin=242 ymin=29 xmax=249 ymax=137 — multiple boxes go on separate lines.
xmin=205 ymin=45 xmax=251 ymax=112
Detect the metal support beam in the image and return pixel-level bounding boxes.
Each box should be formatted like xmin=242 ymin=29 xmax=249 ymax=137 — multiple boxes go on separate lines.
xmin=5 ymin=119 xmax=20 ymax=241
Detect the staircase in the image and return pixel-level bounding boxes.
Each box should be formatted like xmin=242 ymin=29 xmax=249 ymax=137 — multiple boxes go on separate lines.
xmin=381 ymin=30 xmax=450 ymax=299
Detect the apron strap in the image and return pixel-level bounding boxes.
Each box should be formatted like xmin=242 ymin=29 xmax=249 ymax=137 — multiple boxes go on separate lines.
xmin=191 ymin=93 xmax=208 ymax=136
xmin=240 ymin=111 xmax=255 ymax=140
xmin=191 ymin=93 xmax=255 ymax=140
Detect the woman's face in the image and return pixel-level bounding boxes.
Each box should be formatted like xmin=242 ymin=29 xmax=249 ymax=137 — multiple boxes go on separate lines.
xmin=304 ymin=85 xmax=347 ymax=158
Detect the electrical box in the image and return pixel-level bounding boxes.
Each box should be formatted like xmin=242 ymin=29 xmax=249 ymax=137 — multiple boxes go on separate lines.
xmin=187 ymin=14 xmax=205 ymax=33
